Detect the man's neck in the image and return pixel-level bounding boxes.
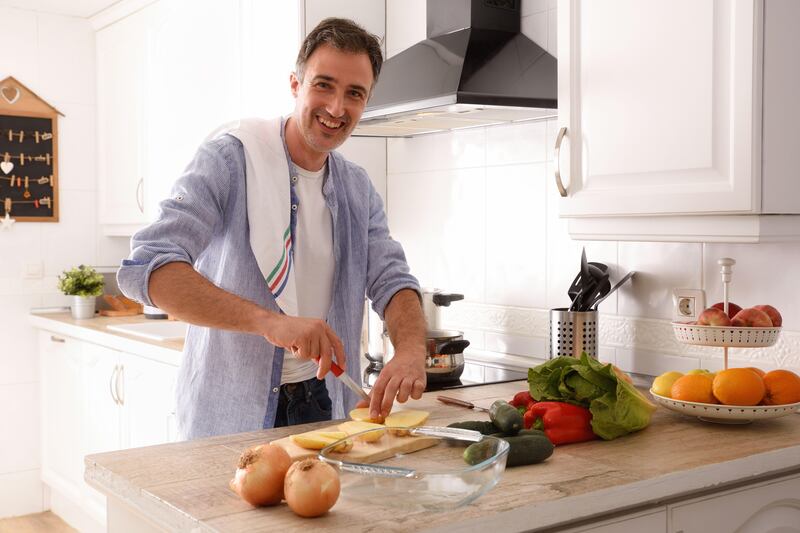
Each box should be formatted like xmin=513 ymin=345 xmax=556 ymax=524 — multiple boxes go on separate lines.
xmin=284 ymin=117 xmax=327 ymax=171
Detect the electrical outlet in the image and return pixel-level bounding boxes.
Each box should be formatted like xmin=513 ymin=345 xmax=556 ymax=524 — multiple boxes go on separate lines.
xmin=673 ymin=289 xmax=706 ymax=322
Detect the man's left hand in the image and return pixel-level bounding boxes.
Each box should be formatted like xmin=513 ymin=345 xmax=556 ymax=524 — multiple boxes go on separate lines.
xmin=356 ymin=350 xmax=426 ymax=420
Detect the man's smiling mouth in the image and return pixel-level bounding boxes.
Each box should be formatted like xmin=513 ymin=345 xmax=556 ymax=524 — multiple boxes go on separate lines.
xmin=318 ymin=115 xmax=344 ymax=129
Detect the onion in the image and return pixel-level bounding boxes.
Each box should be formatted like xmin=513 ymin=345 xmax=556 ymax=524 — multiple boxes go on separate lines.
xmin=284 ymin=458 xmax=340 ymax=517
xmin=229 ymin=443 xmax=292 ymax=506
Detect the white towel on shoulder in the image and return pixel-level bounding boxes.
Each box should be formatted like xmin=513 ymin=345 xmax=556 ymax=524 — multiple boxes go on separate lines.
xmin=207 ymin=117 xmax=298 ymax=316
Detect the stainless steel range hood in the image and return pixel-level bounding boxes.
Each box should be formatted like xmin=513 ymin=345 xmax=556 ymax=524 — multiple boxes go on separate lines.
xmin=353 ymin=0 xmax=557 ymax=138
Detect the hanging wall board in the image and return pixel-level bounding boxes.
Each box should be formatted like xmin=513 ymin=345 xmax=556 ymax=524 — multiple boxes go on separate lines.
xmin=0 ymin=76 xmax=63 ymax=222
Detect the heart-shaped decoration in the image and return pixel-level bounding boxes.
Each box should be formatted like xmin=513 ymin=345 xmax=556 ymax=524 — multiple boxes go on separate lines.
xmin=0 ymin=161 xmax=13 ymax=174
xmin=1 ymin=85 xmax=21 ymax=105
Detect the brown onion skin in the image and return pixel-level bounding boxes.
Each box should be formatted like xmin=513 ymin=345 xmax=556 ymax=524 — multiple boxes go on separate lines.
xmin=284 ymin=458 xmax=340 ymax=517
xmin=229 ymin=444 xmax=292 ymax=506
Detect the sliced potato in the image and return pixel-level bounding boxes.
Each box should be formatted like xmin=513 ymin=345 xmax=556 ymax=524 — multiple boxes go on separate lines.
xmin=338 ymin=420 xmax=386 ymax=442
xmin=348 ymin=407 xmax=385 ymax=423
xmin=384 ymin=409 xmax=430 ymax=435
xmin=290 ymin=431 xmax=352 ymax=452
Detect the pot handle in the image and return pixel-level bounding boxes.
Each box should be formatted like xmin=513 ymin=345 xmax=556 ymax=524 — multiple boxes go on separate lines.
xmin=437 ymin=339 xmax=470 ymax=355
xmin=432 ymin=293 xmax=464 ymax=307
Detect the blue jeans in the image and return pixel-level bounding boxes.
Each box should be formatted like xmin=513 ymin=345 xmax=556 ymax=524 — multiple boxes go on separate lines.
xmin=272 ymin=377 xmax=333 ymax=428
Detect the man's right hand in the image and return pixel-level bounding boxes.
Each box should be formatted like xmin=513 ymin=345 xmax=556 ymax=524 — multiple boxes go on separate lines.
xmin=262 ymin=314 xmax=346 ymax=380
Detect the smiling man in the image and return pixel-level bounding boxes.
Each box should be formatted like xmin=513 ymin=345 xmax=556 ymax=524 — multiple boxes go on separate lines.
xmin=117 ymin=18 xmax=427 ymax=440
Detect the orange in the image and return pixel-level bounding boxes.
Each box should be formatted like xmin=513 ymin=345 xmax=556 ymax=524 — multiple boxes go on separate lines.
xmin=762 ymin=370 xmax=800 ymax=405
xmin=712 ymin=368 xmax=766 ymax=406
xmin=671 ymin=374 xmax=717 ymax=404
xmin=745 ymin=367 xmax=766 ymax=377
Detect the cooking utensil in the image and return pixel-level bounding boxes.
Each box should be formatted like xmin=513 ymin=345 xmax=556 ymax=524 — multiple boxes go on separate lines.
xmin=319 ymin=427 xmax=509 ymax=511
xmin=436 ymin=395 xmax=490 ymax=412
xmin=577 ymin=271 xmax=610 ymax=311
xmin=567 ymin=260 xmax=607 ymax=304
xmin=314 ymin=358 xmax=370 ymax=403
xmin=384 ymin=329 xmax=470 ymax=382
xmin=590 ymin=271 xmax=636 ymax=309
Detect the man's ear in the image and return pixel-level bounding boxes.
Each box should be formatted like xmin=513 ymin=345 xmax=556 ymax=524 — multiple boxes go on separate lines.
xmin=289 ymin=72 xmax=301 ymax=98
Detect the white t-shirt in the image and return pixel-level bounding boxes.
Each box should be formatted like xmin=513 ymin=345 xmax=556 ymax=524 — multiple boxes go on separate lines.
xmin=280 ymin=162 xmax=335 ymax=384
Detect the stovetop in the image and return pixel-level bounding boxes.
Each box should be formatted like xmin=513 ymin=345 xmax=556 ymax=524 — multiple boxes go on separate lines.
xmin=363 ymin=359 xmax=528 ymax=392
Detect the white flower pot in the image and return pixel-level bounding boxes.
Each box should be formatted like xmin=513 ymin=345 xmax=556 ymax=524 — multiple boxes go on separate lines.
xmin=71 ymin=295 xmax=97 ymax=319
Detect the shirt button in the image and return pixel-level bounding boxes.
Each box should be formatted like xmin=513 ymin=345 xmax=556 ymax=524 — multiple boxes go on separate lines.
xmin=291 ymin=204 xmax=297 ymax=211
xmin=272 ymin=387 xmax=279 ymax=393
xmin=291 ymin=175 xmax=298 ymax=183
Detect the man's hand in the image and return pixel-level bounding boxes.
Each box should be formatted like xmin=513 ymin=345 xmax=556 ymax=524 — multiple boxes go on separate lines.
xmin=356 ymin=349 xmax=426 ymax=419
xmin=263 ymin=314 xmax=346 ymax=379
xmin=357 ymin=289 xmax=427 ymax=420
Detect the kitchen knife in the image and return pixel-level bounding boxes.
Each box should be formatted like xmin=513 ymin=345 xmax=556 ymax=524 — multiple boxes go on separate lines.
xmin=326 ymin=359 xmax=371 ymax=403
xmin=436 ymin=395 xmax=490 ymax=412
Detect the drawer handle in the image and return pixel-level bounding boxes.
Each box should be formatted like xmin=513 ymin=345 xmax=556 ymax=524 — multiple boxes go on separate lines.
xmin=50 ymin=335 xmax=66 ymax=343
xmin=554 ymin=126 xmax=568 ymax=197
xmin=136 ymin=178 xmax=144 ymax=213
xmin=116 ymin=364 xmax=125 ymax=406
xmin=109 ymin=365 xmax=119 ymax=405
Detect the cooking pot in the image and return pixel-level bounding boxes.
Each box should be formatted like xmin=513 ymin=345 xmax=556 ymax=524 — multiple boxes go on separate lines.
xmin=383 ymin=328 xmax=471 ymax=382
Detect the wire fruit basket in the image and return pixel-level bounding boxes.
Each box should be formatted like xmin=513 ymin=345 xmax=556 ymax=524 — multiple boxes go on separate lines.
xmin=671 ymin=323 xmax=780 ymax=348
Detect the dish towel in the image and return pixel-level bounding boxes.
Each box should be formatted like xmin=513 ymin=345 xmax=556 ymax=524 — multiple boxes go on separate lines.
xmin=206 ymin=117 xmax=298 ymax=316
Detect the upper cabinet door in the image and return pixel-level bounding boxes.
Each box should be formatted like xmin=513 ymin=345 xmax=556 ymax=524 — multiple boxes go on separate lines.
xmin=304 ymin=0 xmax=385 ymax=44
xmin=556 ymin=0 xmax=761 ymax=217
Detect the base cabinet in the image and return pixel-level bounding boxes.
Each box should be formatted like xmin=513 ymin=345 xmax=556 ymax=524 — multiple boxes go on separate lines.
xmin=38 ymin=331 xmax=179 ymax=532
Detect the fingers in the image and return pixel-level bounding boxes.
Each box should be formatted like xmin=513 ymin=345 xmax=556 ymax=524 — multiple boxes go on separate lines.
xmin=380 ymin=376 xmax=400 ymax=418
xmin=316 ymin=334 xmax=333 ymax=379
xmin=354 ymin=397 xmax=370 ymax=409
xmin=328 ymin=329 xmax=346 ymax=370
xmin=410 ymin=379 xmax=426 ymax=400
xmin=396 ymin=376 xmax=413 ymax=403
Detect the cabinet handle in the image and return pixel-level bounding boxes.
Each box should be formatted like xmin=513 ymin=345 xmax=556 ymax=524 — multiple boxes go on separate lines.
xmin=136 ymin=178 xmax=144 ymax=213
xmin=554 ymin=126 xmax=569 ymax=197
xmin=116 ymin=364 xmax=125 ymax=406
xmin=50 ymin=335 xmax=66 ymax=343
xmin=109 ymin=365 xmax=120 ymax=405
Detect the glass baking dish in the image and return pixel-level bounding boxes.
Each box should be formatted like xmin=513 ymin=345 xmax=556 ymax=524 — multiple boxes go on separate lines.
xmin=318 ymin=426 xmax=509 ymax=511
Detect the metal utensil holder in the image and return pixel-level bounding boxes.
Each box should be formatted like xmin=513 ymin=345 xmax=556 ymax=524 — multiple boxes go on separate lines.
xmin=549 ymin=309 xmax=598 ymax=359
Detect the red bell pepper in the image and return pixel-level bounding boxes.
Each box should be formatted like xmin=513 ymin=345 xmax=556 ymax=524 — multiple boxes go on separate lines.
xmin=524 ymin=401 xmax=596 ymax=445
xmin=510 ymin=391 xmax=536 ymax=414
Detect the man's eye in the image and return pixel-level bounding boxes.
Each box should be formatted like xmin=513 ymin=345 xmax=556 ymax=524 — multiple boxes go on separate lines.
xmin=316 ymin=82 xmax=330 ymax=89
xmin=350 ymin=91 xmax=365 ymax=99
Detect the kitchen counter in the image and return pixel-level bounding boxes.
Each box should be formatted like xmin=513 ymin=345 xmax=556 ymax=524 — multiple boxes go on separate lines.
xmin=84 ymin=381 xmax=800 ymax=532
xmin=30 ymin=311 xmax=183 ymax=365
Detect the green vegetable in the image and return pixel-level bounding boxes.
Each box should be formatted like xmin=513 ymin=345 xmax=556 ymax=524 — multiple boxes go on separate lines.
xmin=489 ymin=400 xmax=523 ymax=434
xmin=447 ymin=420 xmax=498 ymax=435
xmin=463 ymin=434 xmax=554 ymax=467
xmin=527 ymin=353 xmax=656 ymax=440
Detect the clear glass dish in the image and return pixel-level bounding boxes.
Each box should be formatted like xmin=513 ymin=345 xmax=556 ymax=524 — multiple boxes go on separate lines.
xmin=318 ymin=426 xmax=509 ymax=511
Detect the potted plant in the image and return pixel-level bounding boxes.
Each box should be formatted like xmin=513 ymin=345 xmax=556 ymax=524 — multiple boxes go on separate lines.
xmin=58 ymin=265 xmax=104 ymax=319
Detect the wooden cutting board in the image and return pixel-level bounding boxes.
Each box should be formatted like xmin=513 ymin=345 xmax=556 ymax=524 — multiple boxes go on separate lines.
xmin=271 ymin=425 xmax=439 ymax=463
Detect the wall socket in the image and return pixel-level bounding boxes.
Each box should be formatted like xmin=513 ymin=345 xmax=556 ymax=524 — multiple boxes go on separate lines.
xmin=673 ymin=289 xmax=706 ymax=322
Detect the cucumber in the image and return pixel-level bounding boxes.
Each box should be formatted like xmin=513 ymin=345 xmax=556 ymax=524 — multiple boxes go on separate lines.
xmin=447 ymin=420 xmax=498 ymax=435
xmin=489 ymin=400 xmax=523 ymax=435
xmin=502 ymin=434 xmax=554 ymax=467
xmin=462 ymin=434 xmax=554 ymax=467
xmin=518 ymin=428 xmax=547 ymax=439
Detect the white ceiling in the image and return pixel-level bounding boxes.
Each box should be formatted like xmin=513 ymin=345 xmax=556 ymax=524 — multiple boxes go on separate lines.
xmin=0 ymin=0 xmax=121 ymax=18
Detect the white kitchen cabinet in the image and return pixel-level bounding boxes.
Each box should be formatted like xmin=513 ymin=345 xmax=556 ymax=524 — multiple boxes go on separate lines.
xmin=385 ymin=0 xmax=426 ymax=58
xmin=38 ymin=330 xmax=178 ymax=532
xmin=96 ymin=3 xmax=154 ymax=236
xmin=304 ymin=0 xmax=385 ymax=44
xmin=556 ymin=0 xmax=800 ymax=242
xmin=669 ymin=473 xmax=800 ymax=533
xmin=555 ymin=507 xmax=666 ymax=533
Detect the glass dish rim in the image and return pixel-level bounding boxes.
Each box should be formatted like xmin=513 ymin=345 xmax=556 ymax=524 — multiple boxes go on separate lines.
xmin=317 ymin=425 xmax=510 ymax=475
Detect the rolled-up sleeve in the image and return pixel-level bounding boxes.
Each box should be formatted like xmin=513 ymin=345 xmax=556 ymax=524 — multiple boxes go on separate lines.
xmin=364 ymin=181 xmax=421 ymax=319
xmin=117 ymin=138 xmax=234 ymax=306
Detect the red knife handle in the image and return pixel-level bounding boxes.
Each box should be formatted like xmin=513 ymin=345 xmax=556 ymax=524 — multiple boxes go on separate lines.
xmin=313 ymin=357 xmax=344 ymax=377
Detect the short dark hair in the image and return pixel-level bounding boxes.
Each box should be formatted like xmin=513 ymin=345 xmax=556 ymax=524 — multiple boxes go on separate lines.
xmin=296 ymin=18 xmax=383 ymax=86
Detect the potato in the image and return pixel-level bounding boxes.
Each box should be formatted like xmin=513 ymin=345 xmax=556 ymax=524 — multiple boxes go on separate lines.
xmin=384 ymin=410 xmax=429 ymax=436
xmin=337 ymin=421 xmax=386 ymax=442
xmin=290 ymin=431 xmax=352 ymax=452
xmin=348 ymin=408 xmax=385 ymax=423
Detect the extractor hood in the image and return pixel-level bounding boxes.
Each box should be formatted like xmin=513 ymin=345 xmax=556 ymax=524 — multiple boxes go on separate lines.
xmin=353 ymin=0 xmax=557 ymax=138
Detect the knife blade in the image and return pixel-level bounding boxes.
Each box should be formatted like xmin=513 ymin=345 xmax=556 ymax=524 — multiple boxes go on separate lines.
xmin=436 ymin=395 xmax=490 ymax=412
xmin=328 ymin=360 xmax=371 ymax=403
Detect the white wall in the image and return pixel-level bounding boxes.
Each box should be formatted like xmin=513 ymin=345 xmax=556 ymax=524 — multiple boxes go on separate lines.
xmin=384 ymin=0 xmax=800 ymax=377
xmin=0 ymin=6 xmax=129 ymax=518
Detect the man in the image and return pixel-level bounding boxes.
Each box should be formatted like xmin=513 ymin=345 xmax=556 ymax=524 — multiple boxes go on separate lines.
xmin=117 ymin=18 xmax=427 ymax=440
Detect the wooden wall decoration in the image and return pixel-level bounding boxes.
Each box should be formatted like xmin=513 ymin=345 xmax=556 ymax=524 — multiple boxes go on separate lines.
xmin=0 ymin=76 xmax=63 ymax=222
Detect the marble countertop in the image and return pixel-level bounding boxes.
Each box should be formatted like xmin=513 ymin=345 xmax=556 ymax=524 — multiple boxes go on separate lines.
xmin=84 ymin=381 xmax=800 ymax=532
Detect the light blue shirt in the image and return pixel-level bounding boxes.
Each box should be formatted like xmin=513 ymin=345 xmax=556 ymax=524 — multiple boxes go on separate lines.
xmin=117 ymin=121 xmax=420 ymax=440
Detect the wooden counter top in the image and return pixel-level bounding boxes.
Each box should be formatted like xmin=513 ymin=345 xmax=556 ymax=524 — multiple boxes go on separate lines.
xmin=84 ymin=382 xmax=800 ymax=532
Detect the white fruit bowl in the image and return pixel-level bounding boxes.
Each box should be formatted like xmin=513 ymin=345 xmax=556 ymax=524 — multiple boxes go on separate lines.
xmin=671 ymin=322 xmax=781 ymax=348
xmin=650 ymin=390 xmax=800 ymax=424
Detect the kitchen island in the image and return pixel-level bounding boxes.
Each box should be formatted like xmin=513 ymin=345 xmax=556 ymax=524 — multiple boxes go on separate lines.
xmin=85 ymin=381 xmax=800 ymax=532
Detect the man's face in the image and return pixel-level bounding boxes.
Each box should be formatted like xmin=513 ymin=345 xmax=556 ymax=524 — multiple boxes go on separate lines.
xmin=290 ymin=44 xmax=373 ymax=157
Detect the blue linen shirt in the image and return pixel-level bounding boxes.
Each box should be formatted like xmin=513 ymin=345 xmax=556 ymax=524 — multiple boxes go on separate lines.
xmin=117 ymin=123 xmax=420 ymax=440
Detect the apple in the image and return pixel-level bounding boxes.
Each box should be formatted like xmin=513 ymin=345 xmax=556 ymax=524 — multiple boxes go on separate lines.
xmin=697 ymin=307 xmax=732 ymax=326
xmin=711 ymin=301 xmax=743 ymax=319
xmin=731 ymin=307 xmax=773 ymax=327
xmin=753 ymin=304 xmax=782 ymax=327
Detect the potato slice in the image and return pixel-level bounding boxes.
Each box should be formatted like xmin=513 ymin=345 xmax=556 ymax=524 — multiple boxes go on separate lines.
xmin=290 ymin=431 xmax=352 ymax=452
xmin=384 ymin=409 xmax=429 ymax=435
xmin=348 ymin=407 xmax=385 ymax=423
xmin=338 ymin=420 xmax=386 ymax=442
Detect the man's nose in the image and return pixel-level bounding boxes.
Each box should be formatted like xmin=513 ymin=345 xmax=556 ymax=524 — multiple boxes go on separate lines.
xmin=325 ymin=91 xmax=345 ymax=118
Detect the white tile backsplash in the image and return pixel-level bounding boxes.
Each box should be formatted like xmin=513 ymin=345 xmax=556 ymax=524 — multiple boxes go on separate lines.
xmin=486 ymin=120 xmax=547 ymax=166
xmin=387 ymin=126 xmax=486 ymax=174
xmin=54 ymin=101 xmax=96 ymax=191
xmin=41 ymin=189 xmax=98 ymax=277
